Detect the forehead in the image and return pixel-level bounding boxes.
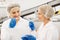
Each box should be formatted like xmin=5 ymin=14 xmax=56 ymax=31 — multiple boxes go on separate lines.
xmin=10 ymin=7 xmax=20 ymax=12
xmin=38 ymin=7 xmax=44 ymax=15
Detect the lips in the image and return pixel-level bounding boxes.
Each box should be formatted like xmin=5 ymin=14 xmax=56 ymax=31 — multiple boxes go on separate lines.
xmin=14 ymin=16 xmax=18 ymax=18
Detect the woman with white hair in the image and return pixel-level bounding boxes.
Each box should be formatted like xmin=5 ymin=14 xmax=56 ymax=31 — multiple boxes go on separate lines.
xmin=37 ymin=5 xmax=59 ymax=40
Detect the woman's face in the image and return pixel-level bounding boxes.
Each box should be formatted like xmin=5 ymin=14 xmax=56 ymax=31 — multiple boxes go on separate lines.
xmin=9 ymin=7 xmax=20 ymax=20
xmin=38 ymin=9 xmax=45 ymax=21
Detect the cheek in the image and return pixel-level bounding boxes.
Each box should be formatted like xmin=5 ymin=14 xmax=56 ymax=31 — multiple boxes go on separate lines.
xmin=38 ymin=15 xmax=44 ymax=21
xmin=11 ymin=14 xmax=15 ymax=16
xmin=38 ymin=15 xmax=42 ymax=19
xmin=16 ymin=13 xmax=20 ymax=16
xmin=9 ymin=14 xmax=13 ymax=17
xmin=18 ymin=13 xmax=20 ymax=16
xmin=10 ymin=14 xmax=15 ymax=18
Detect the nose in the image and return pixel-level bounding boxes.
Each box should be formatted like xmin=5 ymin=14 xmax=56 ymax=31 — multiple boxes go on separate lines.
xmin=15 ymin=12 xmax=19 ymax=16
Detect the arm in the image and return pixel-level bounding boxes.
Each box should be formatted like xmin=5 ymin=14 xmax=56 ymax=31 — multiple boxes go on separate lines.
xmin=1 ymin=23 xmax=11 ymax=40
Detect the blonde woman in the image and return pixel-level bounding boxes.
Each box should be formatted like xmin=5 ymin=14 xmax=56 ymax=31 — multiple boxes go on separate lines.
xmin=37 ymin=5 xmax=59 ymax=40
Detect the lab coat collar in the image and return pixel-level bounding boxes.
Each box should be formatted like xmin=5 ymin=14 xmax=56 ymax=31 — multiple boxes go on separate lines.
xmin=44 ymin=21 xmax=52 ymax=28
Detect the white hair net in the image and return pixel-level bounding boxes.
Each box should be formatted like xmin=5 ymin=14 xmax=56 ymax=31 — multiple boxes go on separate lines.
xmin=38 ymin=5 xmax=54 ymax=18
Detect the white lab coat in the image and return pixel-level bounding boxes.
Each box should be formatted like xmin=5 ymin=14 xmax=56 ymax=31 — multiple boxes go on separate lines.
xmin=37 ymin=21 xmax=59 ymax=40
xmin=1 ymin=17 xmax=36 ymax=40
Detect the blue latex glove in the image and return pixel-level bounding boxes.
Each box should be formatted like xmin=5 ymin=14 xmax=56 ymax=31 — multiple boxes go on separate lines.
xmin=21 ymin=36 xmax=28 ymax=40
xmin=29 ymin=21 xmax=35 ymax=31
xmin=21 ymin=35 xmax=36 ymax=40
xmin=9 ymin=18 xmax=16 ymax=28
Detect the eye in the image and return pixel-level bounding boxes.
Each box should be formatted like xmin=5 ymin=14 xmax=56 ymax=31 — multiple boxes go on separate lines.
xmin=38 ymin=13 xmax=41 ymax=15
xmin=12 ymin=12 xmax=16 ymax=14
xmin=17 ymin=10 xmax=19 ymax=13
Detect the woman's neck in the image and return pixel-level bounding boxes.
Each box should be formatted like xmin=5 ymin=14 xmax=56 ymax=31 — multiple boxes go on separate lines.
xmin=44 ymin=18 xmax=50 ymax=26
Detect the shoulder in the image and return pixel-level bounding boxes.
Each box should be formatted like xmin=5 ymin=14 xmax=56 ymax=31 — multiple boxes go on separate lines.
xmin=3 ymin=19 xmax=11 ymax=24
xmin=47 ymin=21 xmax=56 ymax=28
xmin=46 ymin=21 xmax=59 ymax=31
xmin=2 ymin=19 xmax=11 ymax=27
xmin=20 ymin=17 xmax=29 ymax=23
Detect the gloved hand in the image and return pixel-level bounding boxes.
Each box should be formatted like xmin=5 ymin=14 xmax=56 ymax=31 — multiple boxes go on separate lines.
xmin=29 ymin=21 xmax=35 ymax=31
xmin=9 ymin=18 xmax=16 ymax=28
xmin=21 ymin=35 xmax=36 ymax=40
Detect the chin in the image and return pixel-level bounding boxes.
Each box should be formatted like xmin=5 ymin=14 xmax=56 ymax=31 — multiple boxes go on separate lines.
xmin=15 ymin=17 xmax=19 ymax=20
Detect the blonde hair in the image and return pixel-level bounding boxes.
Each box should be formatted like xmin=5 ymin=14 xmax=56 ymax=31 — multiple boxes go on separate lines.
xmin=39 ymin=5 xmax=54 ymax=18
xmin=7 ymin=4 xmax=20 ymax=13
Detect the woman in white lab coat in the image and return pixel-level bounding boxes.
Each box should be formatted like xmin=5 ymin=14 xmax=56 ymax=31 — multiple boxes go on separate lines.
xmin=37 ymin=5 xmax=59 ymax=40
xmin=1 ymin=4 xmax=35 ymax=40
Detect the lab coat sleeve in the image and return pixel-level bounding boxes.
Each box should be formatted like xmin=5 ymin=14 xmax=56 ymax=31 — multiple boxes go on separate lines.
xmin=1 ymin=23 xmax=11 ymax=40
xmin=45 ymin=27 xmax=59 ymax=40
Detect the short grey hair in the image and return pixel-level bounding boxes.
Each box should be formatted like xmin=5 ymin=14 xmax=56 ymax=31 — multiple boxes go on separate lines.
xmin=39 ymin=5 xmax=54 ymax=18
xmin=7 ymin=4 xmax=20 ymax=13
